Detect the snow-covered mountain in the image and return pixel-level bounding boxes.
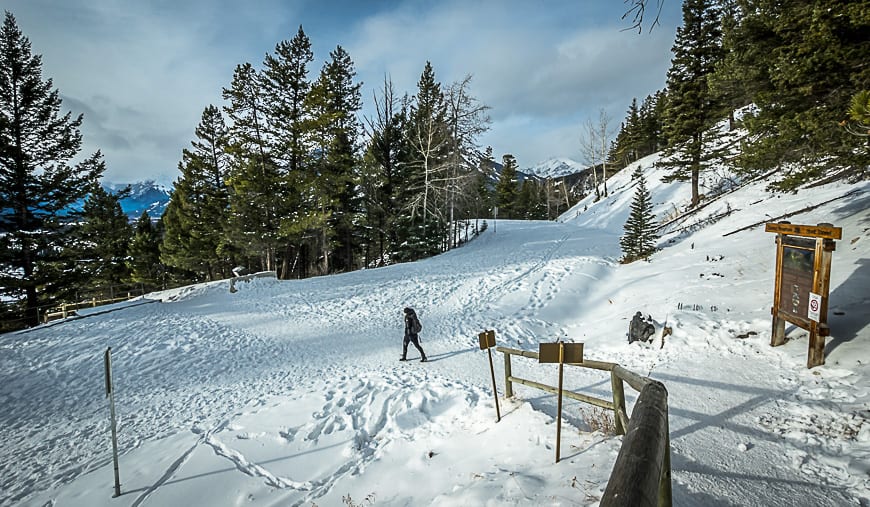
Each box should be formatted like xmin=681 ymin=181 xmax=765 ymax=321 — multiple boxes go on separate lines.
xmin=103 ymin=180 xmax=170 ymax=220
xmin=523 ymin=157 xmax=586 ymax=179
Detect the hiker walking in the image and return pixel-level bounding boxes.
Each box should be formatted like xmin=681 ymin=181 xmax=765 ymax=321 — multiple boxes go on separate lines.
xmin=400 ymin=307 xmax=427 ymax=362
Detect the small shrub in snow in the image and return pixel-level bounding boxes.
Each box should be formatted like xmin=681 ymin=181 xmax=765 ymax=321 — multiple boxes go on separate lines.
xmin=341 ymin=492 xmax=376 ymax=506
xmin=581 ymin=407 xmax=616 ymax=434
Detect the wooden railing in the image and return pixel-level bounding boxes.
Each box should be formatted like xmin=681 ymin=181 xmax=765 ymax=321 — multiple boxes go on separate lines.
xmin=42 ymin=293 xmax=141 ymax=322
xmin=497 ymin=346 xmax=671 ymax=507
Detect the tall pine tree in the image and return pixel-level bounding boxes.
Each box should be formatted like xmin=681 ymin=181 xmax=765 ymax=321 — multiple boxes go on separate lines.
xmin=74 ymin=186 xmax=132 ymax=289
xmin=362 ymin=76 xmax=408 ymax=266
xmin=262 ymin=26 xmax=315 ymax=278
xmin=398 ymin=62 xmax=450 ymax=261
xmin=659 ymin=0 xmax=724 ymax=208
xmin=161 ymin=105 xmax=232 ymax=280
xmin=223 ymin=62 xmax=282 ymax=272
xmin=495 ymin=154 xmax=520 ymax=219
xmin=0 ymin=12 xmax=104 ymax=325
xmin=305 ymin=45 xmax=363 ymax=274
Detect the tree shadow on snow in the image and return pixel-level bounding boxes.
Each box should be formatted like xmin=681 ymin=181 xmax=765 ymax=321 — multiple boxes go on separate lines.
xmin=669 ymin=452 xmax=852 ymax=507
xmin=825 ymin=256 xmax=870 ymax=357
xmin=653 ymin=373 xmax=788 ymax=443
xmin=651 ymin=373 xmax=856 ymax=505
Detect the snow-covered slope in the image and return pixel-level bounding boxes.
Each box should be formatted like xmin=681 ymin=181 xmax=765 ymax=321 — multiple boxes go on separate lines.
xmin=2 ymin=156 xmax=868 ymax=506
xmin=524 ymin=157 xmax=586 ymax=179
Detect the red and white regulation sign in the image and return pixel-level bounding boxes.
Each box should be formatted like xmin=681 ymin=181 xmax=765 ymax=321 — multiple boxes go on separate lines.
xmin=807 ymin=292 xmax=822 ymax=322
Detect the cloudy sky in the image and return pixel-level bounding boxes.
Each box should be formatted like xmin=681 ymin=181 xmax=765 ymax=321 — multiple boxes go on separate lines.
xmin=8 ymin=0 xmax=682 ymax=186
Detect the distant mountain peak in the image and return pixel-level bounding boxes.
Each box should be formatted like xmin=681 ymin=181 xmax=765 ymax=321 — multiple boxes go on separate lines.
xmin=523 ymin=158 xmax=586 ymax=179
xmin=102 ymin=180 xmax=170 ymax=220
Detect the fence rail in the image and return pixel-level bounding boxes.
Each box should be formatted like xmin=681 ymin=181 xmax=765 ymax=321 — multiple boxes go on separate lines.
xmin=496 ymin=346 xmax=671 ymax=507
xmin=42 ymin=294 xmax=141 ymax=322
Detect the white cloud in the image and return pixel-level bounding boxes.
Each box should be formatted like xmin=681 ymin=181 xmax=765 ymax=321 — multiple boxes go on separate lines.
xmin=347 ymin=1 xmax=677 ymax=165
xmin=7 ymin=0 xmax=682 ymax=184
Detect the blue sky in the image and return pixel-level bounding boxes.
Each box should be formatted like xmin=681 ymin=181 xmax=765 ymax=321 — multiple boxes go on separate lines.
xmin=8 ymin=0 xmax=682 ymax=186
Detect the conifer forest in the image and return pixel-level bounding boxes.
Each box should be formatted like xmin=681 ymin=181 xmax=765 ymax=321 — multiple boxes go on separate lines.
xmin=1 ymin=1 xmax=868 ymax=330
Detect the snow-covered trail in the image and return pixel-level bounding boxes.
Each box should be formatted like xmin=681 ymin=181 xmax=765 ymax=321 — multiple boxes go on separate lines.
xmin=3 ymin=172 xmax=868 ymax=506
xmin=1 ymin=220 xmax=625 ymax=506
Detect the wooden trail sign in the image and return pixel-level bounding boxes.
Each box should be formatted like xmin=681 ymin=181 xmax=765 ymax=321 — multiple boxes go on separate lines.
xmin=766 ymin=221 xmax=840 ymax=368
xmin=539 ymin=341 xmax=583 ymax=463
xmin=478 ymin=330 xmax=501 ymax=422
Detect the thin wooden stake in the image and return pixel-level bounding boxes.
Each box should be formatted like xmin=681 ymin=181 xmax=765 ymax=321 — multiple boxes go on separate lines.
xmin=105 ymin=347 xmax=121 ymax=497
xmin=487 ymin=347 xmax=501 ymax=422
xmin=556 ymin=341 xmax=564 ymax=463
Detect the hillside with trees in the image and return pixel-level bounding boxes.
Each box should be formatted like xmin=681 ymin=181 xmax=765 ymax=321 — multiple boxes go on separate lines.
xmin=1 ymin=1 xmax=867 ymax=330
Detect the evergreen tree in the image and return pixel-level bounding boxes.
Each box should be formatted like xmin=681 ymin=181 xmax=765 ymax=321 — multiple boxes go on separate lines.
xmin=708 ymin=0 xmax=747 ymax=130
xmin=127 ymin=211 xmax=162 ymax=286
xmin=161 ymin=105 xmax=232 ymax=280
xmin=261 ymin=26 xmax=314 ymax=278
xmin=305 ymin=45 xmax=363 ymax=274
xmin=515 ymin=178 xmax=547 ymax=220
xmin=223 ymin=62 xmax=282 ymax=272
xmin=362 ymin=76 xmax=408 ymax=266
xmin=397 ymin=62 xmax=450 ymax=261
xmin=74 ymin=186 xmax=133 ymax=289
xmin=843 ymin=89 xmax=870 ymax=138
xmin=611 ymin=98 xmax=642 ymax=167
xmin=620 ymin=169 xmax=659 ymax=262
xmin=659 ymin=0 xmax=724 ymax=208
xmin=473 ymin=146 xmax=497 ymax=221
xmin=0 ymin=12 xmax=104 ymax=325
xmin=725 ymin=0 xmax=870 ymax=188
xmin=263 ymin=25 xmax=313 ymax=174
xmin=640 ymin=91 xmax=667 ymax=156
xmin=495 ymin=154 xmax=520 ymax=219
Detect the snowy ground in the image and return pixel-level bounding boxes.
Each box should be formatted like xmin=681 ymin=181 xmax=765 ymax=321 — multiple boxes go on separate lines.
xmin=2 ymin=156 xmax=869 ymax=506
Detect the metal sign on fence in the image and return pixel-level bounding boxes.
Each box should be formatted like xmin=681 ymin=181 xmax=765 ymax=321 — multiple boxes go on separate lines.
xmin=105 ymin=347 xmax=121 ymax=497
xmin=478 ymin=330 xmax=501 ymax=422
xmin=539 ymin=341 xmax=583 ymax=463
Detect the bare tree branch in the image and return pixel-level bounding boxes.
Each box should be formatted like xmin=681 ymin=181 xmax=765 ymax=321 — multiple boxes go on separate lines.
xmin=622 ymin=0 xmax=664 ymax=34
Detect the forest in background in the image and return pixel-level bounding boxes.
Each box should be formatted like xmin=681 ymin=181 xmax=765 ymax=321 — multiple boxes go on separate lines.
xmin=1 ymin=0 xmax=867 ymax=329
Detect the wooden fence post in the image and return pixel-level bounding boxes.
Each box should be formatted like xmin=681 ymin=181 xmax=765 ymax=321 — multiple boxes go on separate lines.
xmin=601 ymin=381 xmax=670 ymax=507
xmin=503 ymin=351 xmax=513 ymax=398
xmin=659 ymin=431 xmax=672 ymax=506
xmin=611 ymin=369 xmax=627 ymax=435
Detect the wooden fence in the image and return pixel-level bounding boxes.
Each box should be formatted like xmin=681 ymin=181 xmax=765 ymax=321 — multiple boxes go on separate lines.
xmin=43 ymin=293 xmax=141 ymax=323
xmin=42 ymin=283 xmax=150 ymax=323
xmin=497 ymin=346 xmax=671 ymax=507
xmin=39 ymin=271 xmax=278 ymax=324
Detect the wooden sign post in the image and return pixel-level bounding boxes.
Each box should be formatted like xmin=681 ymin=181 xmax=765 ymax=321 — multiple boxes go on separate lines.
xmin=478 ymin=330 xmax=500 ymax=422
xmin=104 ymin=347 xmax=121 ymax=497
xmin=539 ymin=341 xmax=583 ymax=463
xmin=765 ymin=222 xmax=841 ymax=368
